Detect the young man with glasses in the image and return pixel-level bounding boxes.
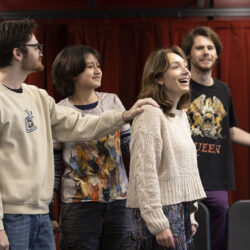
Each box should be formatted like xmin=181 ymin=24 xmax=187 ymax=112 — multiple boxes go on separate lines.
xmin=0 ymin=19 xmax=158 ymax=250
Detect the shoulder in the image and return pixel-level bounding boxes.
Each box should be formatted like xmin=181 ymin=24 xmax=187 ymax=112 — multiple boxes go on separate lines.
xmin=98 ymin=92 xmax=123 ymax=104
xmin=98 ymin=92 xmax=126 ymax=111
xmin=142 ymin=104 xmax=163 ymax=114
xmin=214 ymin=78 xmax=231 ymax=92
xmin=133 ymin=105 xmax=164 ymax=126
xmin=22 ymin=83 xmax=41 ymax=92
xmin=22 ymin=83 xmax=50 ymax=98
xmin=57 ymin=97 xmax=70 ymax=106
xmin=97 ymin=92 xmax=118 ymax=101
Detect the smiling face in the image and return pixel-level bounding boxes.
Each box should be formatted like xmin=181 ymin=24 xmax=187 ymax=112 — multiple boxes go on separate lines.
xmin=158 ymin=52 xmax=191 ymax=101
xmin=189 ymin=35 xmax=218 ymax=72
xmin=74 ymin=53 xmax=102 ymax=90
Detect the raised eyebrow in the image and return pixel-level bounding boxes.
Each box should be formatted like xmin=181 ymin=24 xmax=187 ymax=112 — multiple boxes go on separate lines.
xmin=194 ymin=45 xmax=214 ymax=48
xmin=169 ymin=61 xmax=186 ymax=65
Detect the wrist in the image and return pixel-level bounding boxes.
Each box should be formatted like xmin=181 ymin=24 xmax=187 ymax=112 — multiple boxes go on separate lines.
xmin=122 ymin=111 xmax=129 ymax=122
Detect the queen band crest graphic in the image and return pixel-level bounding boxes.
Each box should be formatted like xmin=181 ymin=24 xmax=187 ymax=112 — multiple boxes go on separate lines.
xmin=188 ymin=94 xmax=227 ymax=139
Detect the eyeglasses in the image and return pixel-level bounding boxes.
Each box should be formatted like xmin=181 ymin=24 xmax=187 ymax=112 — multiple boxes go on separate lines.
xmin=22 ymin=43 xmax=44 ymax=52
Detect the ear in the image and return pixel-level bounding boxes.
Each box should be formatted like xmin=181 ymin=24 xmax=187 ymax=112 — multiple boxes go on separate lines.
xmin=12 ymin=48 xmax=23 ymax=62
xmin=157 ymin=77 xmax=164 ymax=86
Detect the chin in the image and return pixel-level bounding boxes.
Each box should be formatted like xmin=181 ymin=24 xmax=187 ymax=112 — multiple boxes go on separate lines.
xmin=199 ymin=65 xmax=213 ymax=72
xmin=37 ymin=65 xmax=45 ymax=72
xmin=94 ymin=83 xmax=101 ymax=88
xmin=181 ymin=87 xmax=189 ymax=94
xmin=33 ymin=63 xmax=44 ymax=72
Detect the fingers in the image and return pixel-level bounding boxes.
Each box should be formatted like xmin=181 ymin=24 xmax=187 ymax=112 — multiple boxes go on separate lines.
xmin=123 ymin=97 xmax=159 ymax=122
xmin=156 ymin=228 xmax=175 ymax=248
xmin=53 ymin=226 xmax=60 ymax=239
xmin=122 ymin=108 xmax=144 ymax=122
xmin=191 ymin=225 xmax=197 ymax=235
xmin=157 ymin=237 xmax=175 ymax=248
xmin=168 ymin=235 xmax=175 ymax=248
xmin=135 ymin=98 xmax=159 ymax=108
xmin=0 ymin=242 xmax=9 ymax=249
xmin=0 ymin=230 xmax=9 ymax=250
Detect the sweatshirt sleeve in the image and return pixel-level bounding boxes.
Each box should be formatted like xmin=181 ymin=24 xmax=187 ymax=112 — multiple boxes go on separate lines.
xmin=48 ymin=95 xmax=125 ymax=142
xmin=130 ymin=105 xmax=169 ymax=235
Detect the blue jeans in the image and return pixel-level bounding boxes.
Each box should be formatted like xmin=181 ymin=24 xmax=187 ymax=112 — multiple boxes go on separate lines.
xmin=3 ymin=213 xmax=56 ymax=250
xmin=60 ymin=200 xmax=133 ymax=250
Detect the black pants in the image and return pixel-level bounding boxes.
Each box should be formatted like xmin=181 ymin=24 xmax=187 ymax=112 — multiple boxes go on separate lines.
xmin=60 ymin=200 xmax=133 ymax=250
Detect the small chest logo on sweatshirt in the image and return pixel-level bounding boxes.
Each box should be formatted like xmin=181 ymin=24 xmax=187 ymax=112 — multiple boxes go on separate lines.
xmin=24 ymin=109 xmax=37 ymax=133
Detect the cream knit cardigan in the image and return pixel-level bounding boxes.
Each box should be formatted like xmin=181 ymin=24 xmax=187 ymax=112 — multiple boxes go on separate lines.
xmin=126 ymin=105 xmax=206 ymax=235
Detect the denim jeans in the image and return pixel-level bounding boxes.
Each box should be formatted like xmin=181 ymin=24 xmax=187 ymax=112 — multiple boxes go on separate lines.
xmin=60 ymin=200 xmax=133 ymax=250
xmin=3 ymin=213 xmax=56 ymax=250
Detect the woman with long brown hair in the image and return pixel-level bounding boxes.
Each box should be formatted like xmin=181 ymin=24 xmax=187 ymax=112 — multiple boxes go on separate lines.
xmin=127 ymin=46 xmax=206 ymax=249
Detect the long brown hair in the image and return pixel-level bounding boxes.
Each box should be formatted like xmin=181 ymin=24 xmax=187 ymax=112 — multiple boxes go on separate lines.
xmin=138 ymin=46 xmax=190 ymax=117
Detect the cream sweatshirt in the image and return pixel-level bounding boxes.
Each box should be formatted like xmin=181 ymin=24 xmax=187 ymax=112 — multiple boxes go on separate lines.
xmin=0 ymin=83 xmax=125 ymax=230
xmin=126 ymin=105 xmax=206 ymax=235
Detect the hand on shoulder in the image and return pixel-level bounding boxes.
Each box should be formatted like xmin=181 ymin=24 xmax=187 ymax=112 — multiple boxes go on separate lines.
xmin=122 ymin=98 xmax=159 ymax=122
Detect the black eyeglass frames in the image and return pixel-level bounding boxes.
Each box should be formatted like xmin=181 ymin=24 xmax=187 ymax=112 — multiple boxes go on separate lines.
xmin=22 ymin=43 xmax=44 ymax=52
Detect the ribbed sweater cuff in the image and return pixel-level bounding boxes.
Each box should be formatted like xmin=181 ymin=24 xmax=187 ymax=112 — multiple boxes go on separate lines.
xmin=0 ymin=220 xmax=3 ymax=230
xmin=142 ymin=208 xmax=169 ymax=235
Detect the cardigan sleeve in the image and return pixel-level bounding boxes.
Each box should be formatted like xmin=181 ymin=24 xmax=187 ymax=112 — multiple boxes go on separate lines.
xmin=130 ymin=105 xmax=170 ymax=235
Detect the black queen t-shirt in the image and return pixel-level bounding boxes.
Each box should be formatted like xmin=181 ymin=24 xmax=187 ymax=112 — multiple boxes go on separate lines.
xmin=188 ymin=78 xmax=237 ymax=190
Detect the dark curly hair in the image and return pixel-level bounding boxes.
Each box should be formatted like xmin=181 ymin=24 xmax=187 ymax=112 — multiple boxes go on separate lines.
xmin=52 ymin=45 xmax=102 ymax=97
xmin=0 ymin=19 xmax=37 ymax=67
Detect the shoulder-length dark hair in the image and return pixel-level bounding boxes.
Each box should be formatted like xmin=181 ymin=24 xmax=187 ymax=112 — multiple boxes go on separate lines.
xmin=52 ymin=45 xmax=102 ymax=97
xmin=182 ymin=26 xmax=222 ymax=57
xmin=138 ymin=45 xmax=190 ymax=117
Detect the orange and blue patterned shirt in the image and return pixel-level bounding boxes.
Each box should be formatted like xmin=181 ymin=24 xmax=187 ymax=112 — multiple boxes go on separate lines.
xmin=52 ymin=92 xmax=130 ymax=205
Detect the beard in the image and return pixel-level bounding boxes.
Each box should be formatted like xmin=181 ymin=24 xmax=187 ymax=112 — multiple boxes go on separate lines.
xmin=21 ymin=55 xmax=44 ymax=73
xmin=190 ymin=58 xmax=217 ymax=73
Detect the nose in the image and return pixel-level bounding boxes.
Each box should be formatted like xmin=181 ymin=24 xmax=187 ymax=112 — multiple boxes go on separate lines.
xmin=182 ymin=65 xmax=190 ymax=75
xmin=203 ymin=47 xmax=209 ymax=54
xmin=94 ymin=65 xmax=101 ymax=74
